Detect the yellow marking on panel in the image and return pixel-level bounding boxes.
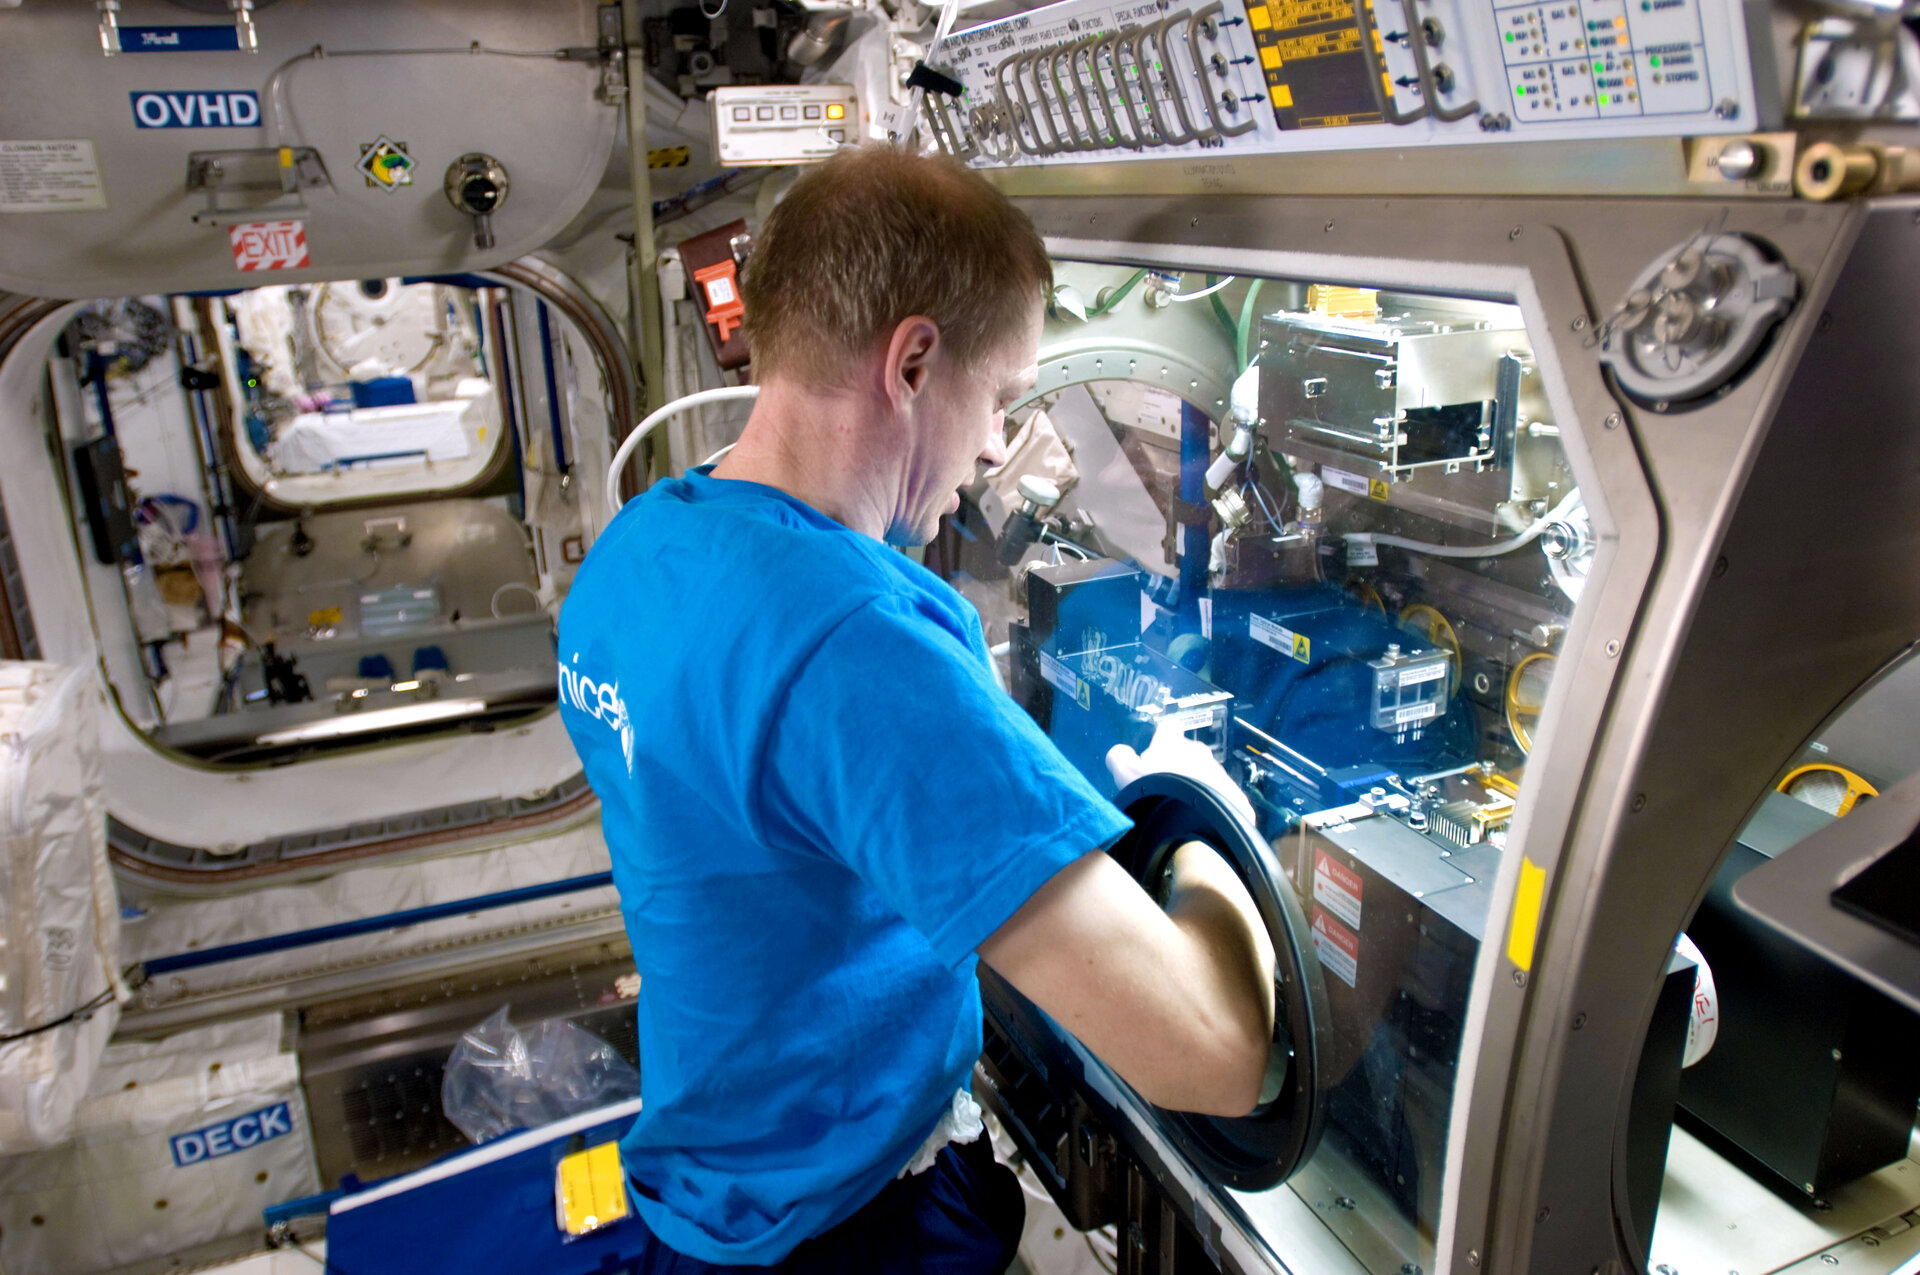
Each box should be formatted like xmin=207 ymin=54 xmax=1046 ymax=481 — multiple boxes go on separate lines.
xmin=1249 ymin=4 xmax=1273 ymax=29
xmin=1507 ymin=857 xmax=1547 ymax=972
xmin=557 ymin=1141 xmax=630 ymax=1236
xmin=1368 ymin=477 xmax=1390 ymax=502
xmin=1260 ymin=45 xmax=1283 ymax=68
xmin=1270 ymin=82 xmax=1295 ymax=108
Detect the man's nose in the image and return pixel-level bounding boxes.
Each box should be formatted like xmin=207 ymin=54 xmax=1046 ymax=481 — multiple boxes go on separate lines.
xmin=979 ymin=418 xmax=1009 ymax=468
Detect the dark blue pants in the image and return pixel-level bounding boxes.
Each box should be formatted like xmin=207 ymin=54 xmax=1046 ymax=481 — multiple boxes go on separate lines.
xmin=633 ymin=1136 xmax=1026 ymax=1274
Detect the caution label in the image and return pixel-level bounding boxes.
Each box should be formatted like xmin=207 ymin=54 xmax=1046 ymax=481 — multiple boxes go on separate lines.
xmin=1313 ymin=848 xmax=1363 ymax=929
xmin=1322 ymin=465 xmax=1391 ymax=502
xmin=1250 ymin=613 xmax=1312 ymax=664
xmin=0 ymin=140 xmax=107 ymax=213
xmin=1311 ymin=906 xmax=1359 ymax=988
xmin=1039 ymin=651 xmax=1091 ymax=709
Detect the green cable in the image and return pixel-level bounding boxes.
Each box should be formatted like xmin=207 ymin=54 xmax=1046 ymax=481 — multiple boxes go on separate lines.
xmin=1206 ymin=275 xmax=1240 ymax=355
xmin=1236 ymin=278 xmax=1265 ymax=373
xmin=1088 ymin=268 xmax=1149 ymax=317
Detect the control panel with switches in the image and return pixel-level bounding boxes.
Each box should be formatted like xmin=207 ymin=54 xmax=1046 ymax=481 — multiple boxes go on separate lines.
xmin=709 ymin=85 xmax=859 ymax=165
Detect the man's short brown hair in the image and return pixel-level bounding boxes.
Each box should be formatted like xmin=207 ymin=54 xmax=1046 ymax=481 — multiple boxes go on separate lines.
xmin=740 ymin=145 xmax=1053 ymax=386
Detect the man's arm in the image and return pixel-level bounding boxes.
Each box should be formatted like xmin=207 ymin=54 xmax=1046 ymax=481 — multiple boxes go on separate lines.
xmin=977 ymin=840 xmax=1276 ymax=1118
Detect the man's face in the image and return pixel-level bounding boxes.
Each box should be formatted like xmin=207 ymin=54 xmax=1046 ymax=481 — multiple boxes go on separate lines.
xmin=887 ymin=303 xmax=1043 ymax=547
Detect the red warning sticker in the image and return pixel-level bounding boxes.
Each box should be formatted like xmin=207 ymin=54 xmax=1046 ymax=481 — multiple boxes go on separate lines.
xmin=1313 ymin=848 xmax=1364 ymax=929
xmin=1311 ymin=906 xmax=1359 ymax=988
xmin=228 ymin=219 xmax=308 ymax=272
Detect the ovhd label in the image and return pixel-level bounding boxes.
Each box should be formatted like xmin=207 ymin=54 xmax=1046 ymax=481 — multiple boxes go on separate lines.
xmin=171 ymin=1101 xmax=293 ymax=1166
xmin=130 ymin=91 xmax=260 ymax=129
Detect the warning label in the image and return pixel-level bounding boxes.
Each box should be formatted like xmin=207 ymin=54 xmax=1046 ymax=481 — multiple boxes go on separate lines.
xmin=1250 ymin=613 xmax=1312 ymax=665
xmin=1039 ymin=651 xmax=1091 ymax=709
xmin=1311 ymin=906 xmax=1359 ymax=988
xmin=228 ymin=220 xmax=308 ymax=272
xmin=0 ymin=140 xmax=108 ymax=213
xmin=1313 ymin=848 xmax=1363 ymax=929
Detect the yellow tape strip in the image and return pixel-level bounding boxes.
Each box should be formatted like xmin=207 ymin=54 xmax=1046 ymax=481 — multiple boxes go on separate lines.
xmin=1507 ymin=857 xmax=1546 ymax=971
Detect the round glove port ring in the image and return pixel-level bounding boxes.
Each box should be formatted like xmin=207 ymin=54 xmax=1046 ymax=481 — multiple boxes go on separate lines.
xmin=1107 ymin=772 xmax=1330 ymax=1190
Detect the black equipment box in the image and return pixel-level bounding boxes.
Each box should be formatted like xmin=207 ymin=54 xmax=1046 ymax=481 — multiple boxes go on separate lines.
xmin=1680 ymin=792 xmax=1920 ymax=1197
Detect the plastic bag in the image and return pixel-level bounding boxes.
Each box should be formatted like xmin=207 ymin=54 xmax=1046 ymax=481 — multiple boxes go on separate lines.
xmin=440 ymin=1008 xmax=640 ymax=1144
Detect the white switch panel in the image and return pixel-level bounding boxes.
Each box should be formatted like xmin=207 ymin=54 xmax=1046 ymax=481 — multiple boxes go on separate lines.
xmin=709 ymin=85 xmax=859 ymax=166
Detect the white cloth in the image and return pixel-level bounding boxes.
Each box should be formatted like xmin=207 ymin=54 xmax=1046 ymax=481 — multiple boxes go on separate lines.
xmin=896 ymin=1088 xmax=986 ymax=1179
xmin=269 ymin=398 xmax=477 ymax=474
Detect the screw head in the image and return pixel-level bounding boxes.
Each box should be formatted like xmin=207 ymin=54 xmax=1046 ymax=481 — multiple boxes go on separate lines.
xmin=1513 ymin=968 xmax=1528 ymax=987
xmin=1572 ymin=1011 xmax=1588 ymax=1029
xmin=1510 ymin=225 xmax=1523 ymax=239
xmin=1469 ymin=1253 xmax=1481 ymax=1268
xmin=1606 ymin=638 xmax=1621 ymax=656
xmin=1632 ymin=792 xmax=1648 ymax=812
xmin=1572 ymin=315 xmax=1588 ymax=331
xmin=1604 ymin=412 xmax=1621 ymax=429
xmin=1325 ymin=219 xmax=1336 ymax=231
xmin=1536 ymin=1206 xmax=1551 ymax=1223
xmin=1821 ymin=1256 xmax=1840 ymax=1267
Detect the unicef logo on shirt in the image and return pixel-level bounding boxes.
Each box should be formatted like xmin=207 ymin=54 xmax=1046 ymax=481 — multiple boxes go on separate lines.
xmin=559 ymin=655 xmax=634 ymax=773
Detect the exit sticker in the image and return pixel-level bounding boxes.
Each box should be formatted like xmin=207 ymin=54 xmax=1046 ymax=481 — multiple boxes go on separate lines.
xmin=228 ymin=220 xmax=308 ymax=272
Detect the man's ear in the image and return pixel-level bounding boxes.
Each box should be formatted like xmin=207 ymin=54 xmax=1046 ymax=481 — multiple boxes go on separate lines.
xmin=882 ymin=316 xmax=942 ymax=409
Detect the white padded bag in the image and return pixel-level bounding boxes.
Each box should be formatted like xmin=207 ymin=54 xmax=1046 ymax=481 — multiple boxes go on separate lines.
xmin=0 ymin=661 xmax=123 ymax=1151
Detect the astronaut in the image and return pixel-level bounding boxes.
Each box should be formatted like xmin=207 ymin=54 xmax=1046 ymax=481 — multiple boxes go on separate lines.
xmin=558 ymin=144 xmax=1273 ymax=1273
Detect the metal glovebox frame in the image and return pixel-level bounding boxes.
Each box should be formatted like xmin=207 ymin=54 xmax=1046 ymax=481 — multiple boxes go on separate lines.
xmin=1007 ymin=188 xmax=1882 ymax=1275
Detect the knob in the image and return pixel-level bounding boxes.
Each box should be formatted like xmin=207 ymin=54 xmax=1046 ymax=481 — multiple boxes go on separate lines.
xmin=1714 ymin=139 xmax=1761 ymax=182
xmin=443 ymin=153 xmax=511 ymax=250
xmin=1017 ymin=475 xmax=1062 ymax=510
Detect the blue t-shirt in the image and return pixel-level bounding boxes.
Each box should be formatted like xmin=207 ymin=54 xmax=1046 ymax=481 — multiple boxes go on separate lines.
xmin=556 ymin=469 xmax=1132 ymax=1265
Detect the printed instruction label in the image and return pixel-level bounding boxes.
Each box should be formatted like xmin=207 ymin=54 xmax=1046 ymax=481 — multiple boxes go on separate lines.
xmin=1313 ymin=849 xmax=1364 ymax=929
xmin=1039 ymin=651 xmax=1090 ymax=709
xmin=171 ymin=1102 xmax=294 ymax=1166
xmin=1250 ymin=613 xmax=1312 ymax=664
xmin=1311 ymin=906 xmax=1360 ymax=988
xmin=0 ymin=140 xmax=107 ymax=213
xmin=1199 ymin=596 xmax=1213 ymax=640
xmin=1398 ymin=661 xmax=1448 ymax=687
xmin=1345 ymin=539 xmax=1378 ymax=568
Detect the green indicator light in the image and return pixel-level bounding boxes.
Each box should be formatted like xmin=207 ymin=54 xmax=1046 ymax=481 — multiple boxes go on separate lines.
xmin=1649 ymin=53 xmax=1660 ymax=65
xmin=1506 ymin=30 xmax=1514 ymax=39
xmin=1594 ymin=61 xmax=1603 ymax=71
xmin=1599 ymin=92 xmax=1609 ymax=103
xmin=1515 ymin=85 xmax=1525 ymax=95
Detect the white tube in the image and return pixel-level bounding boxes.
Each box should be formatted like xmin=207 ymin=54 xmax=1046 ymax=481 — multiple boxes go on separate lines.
xmin=1165 ymin=276 xmax=1236 ymax=302
xmin=604 ymin=385 xmax=760 ymax=513
xmin=1344 ymin=489 xmax=1582 ymax=560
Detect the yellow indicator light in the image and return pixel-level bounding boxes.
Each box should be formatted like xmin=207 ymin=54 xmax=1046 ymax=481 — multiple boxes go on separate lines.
xmin=278 ymin=147 xmax=294 ymax=169
xmin=1270 ymin=82 xmax=1294 ymax=107
xmin=826 ymin=103 xmax=845 ymax=120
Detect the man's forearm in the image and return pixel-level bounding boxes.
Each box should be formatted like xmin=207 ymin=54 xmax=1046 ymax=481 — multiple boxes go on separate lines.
xmin=1162 ymin=841 xmax=1278 ymax=1114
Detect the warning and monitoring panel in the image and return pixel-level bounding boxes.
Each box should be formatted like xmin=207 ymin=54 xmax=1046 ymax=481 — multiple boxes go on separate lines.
xmin=924 ymin=0 xmax=1756 ymax=165
xmin=710 ymin=85 xmax=859 ymax=166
